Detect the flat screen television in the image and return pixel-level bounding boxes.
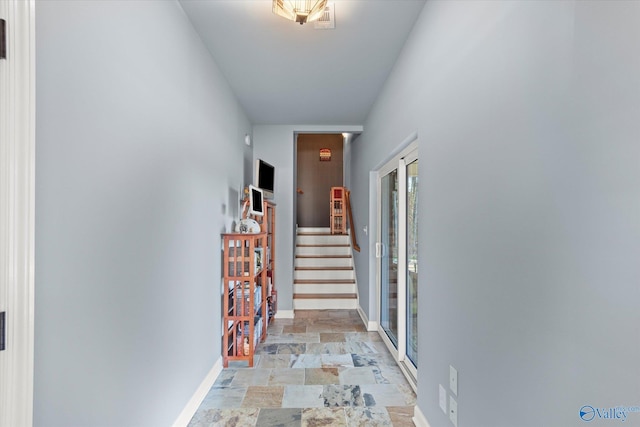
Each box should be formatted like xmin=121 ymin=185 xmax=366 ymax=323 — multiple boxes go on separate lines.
xmin=255 ymin=159 xmax=275 ymax=199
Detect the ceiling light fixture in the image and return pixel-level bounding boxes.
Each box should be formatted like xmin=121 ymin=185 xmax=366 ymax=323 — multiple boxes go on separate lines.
xmin=272 ymin=0 xmax=328 ymax=25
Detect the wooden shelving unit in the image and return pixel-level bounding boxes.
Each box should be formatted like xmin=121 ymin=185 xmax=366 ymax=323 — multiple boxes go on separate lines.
xmin=330 ymin=187 xmax=346 ymax=234
xmin=264 ymin=201 xmax=277 ymax=318
xmin=252 ymin=200 xmax=277 ymax=320
xmin=222 ymin=199 xmax=276 ymax=367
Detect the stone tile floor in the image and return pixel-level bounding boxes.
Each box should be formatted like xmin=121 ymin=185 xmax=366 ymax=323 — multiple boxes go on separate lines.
xmin=188 ymin=309 xmax=416 ymax=427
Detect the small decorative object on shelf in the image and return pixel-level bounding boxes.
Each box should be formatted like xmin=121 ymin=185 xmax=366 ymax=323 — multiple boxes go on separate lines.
xmin=243 ymin=337 xmax=250 ymax=356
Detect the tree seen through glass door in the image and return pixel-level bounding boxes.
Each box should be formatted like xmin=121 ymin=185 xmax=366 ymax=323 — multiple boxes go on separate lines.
xmin=406 ymin=159 xmax=418 ymax=366
xmin=380 ymin=170 xmax=398 ymax=346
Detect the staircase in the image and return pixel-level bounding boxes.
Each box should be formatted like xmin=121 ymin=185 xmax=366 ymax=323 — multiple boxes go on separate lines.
xmin=293 ymin=227 xmax=357 ymax=310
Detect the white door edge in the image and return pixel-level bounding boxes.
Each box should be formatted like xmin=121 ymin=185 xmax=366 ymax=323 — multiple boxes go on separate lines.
xmin=0 ymin=1 xmax=36 ymax=426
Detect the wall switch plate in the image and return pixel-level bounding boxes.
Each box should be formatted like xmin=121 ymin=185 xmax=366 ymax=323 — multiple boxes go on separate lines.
xmin=450 ymin=365 xmax=458 ymax=395
xmin=450 ymin=395 xmax=458 ymax=427
xmin=439 ymin=384 xmax=447 ymax=413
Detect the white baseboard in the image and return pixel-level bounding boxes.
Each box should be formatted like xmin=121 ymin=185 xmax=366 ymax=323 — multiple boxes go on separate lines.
xmin=275 ymin=309 xmax=295 ymax=319
xmin=413 ymin=405 xmax=432 ymax=427
xmin=357 ymin=305 xmax=378 ymax=331
xmin=172 ymin=357 xmax=222 ymax=427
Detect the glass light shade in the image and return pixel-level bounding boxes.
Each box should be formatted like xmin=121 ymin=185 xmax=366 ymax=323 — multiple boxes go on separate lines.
xmin=272 ymin=0 xmax=328 ymax=24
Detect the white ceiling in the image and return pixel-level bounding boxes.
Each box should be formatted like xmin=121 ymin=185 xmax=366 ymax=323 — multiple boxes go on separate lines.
xmin=179 ymin=0 xmax=426 ymax=125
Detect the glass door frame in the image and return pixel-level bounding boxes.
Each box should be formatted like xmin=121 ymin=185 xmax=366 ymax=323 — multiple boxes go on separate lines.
xmin=400 ymin=149 xmax=418 ymax=379
xmin=378 ymin=165 xmax=400 ymax=352
xmin=376 ymin=140 xmax=418 ymax=382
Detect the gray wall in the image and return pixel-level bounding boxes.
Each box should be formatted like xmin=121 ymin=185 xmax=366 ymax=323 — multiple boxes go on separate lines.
xmin=252 ymin=126 xmax=297 ymax=312
xmin=349 ymin=1 xmax=640 ymax=426
xmin=34 ymin=1 xmax=251 ymax=426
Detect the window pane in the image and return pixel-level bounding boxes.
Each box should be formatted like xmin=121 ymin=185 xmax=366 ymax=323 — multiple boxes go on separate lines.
xmin=406 ymin=159 xmax=418 ymax=366
xmin=381 ymin=169 xmax=398 ymax=347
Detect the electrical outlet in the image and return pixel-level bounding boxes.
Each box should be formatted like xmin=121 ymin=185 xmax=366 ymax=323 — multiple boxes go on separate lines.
xmin=450 ymin=365 xmax=458 ymax=395
xmin=439 ymin=384 xmax=447 ymax=413
xmin=450 ymin=395 xmax=458 ymax=427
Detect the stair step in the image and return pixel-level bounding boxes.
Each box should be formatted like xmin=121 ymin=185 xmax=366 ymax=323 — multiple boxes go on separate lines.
xmin=296 ymin=246 xmax=352 ymax=256
xmin=295 ymin=255 xmax=351 ymax=258
xmin=297 ymin=227 xmax=330 ymax=233
xmin=294 ymin=279 xmax=355 ymax=284
xmin=295 ymin=272 xmax=354 ymax=281
xmin=296 ymin=244 xmax=350 ymax=247
xmin=294 ymin=299 xmax=358 ymax=309
xmin=297 ymin=234 xmax=350 ymax=245
xmin=294 ymin=225 xmax=357 ymax=310
xmin=296 ymin=232 xmax=349 ymax=237
xmin=295 ymin=255 xmax=353 ymax=269
xmin=294 ymin=283 xmax=357 ymax=293
xmin=293 ymin=293 xmax=357 ymax=299
xmin=297 ymin=232 xmax=334 ymax=236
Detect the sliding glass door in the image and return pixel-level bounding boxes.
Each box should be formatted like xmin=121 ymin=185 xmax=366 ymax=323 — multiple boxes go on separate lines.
xmin=380 ymin=169 xmax=399 ymax=347
xmin=378 ymin=145 xmax=418 ymax=376
xmin=406 ymin=157 xmax=419 ymax=366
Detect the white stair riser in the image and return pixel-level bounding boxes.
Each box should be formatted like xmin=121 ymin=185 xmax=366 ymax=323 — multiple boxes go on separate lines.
xmin=296 ymin=234 xmax=350 ymax=245
xmin=295 ymin=257 xmax=353 ymax=268
xmin=297 ymin=227 xmax=330 ymax=234
xmin=294 ymin=299 xmax=358 ymax=310
xmin=296 ymin=246 xmax=351 ymax=256
xmin=294 ymin=283 xmax=357 ymax=294
xmin=294 ymin=270 xmax=354 ymax=281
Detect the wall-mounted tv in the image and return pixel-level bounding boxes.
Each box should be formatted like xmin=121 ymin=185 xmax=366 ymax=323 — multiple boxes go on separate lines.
xmin=255 ymin=159 xmax=275 ymax=199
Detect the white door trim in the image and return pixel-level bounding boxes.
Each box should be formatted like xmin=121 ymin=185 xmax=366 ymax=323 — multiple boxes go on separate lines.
xmin=0 ymin=1 xmax=36 ymax=426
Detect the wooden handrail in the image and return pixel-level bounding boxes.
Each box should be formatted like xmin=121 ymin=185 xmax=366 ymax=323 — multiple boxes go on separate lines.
xmin=345 ymin=189 xmax=360 ymax=252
